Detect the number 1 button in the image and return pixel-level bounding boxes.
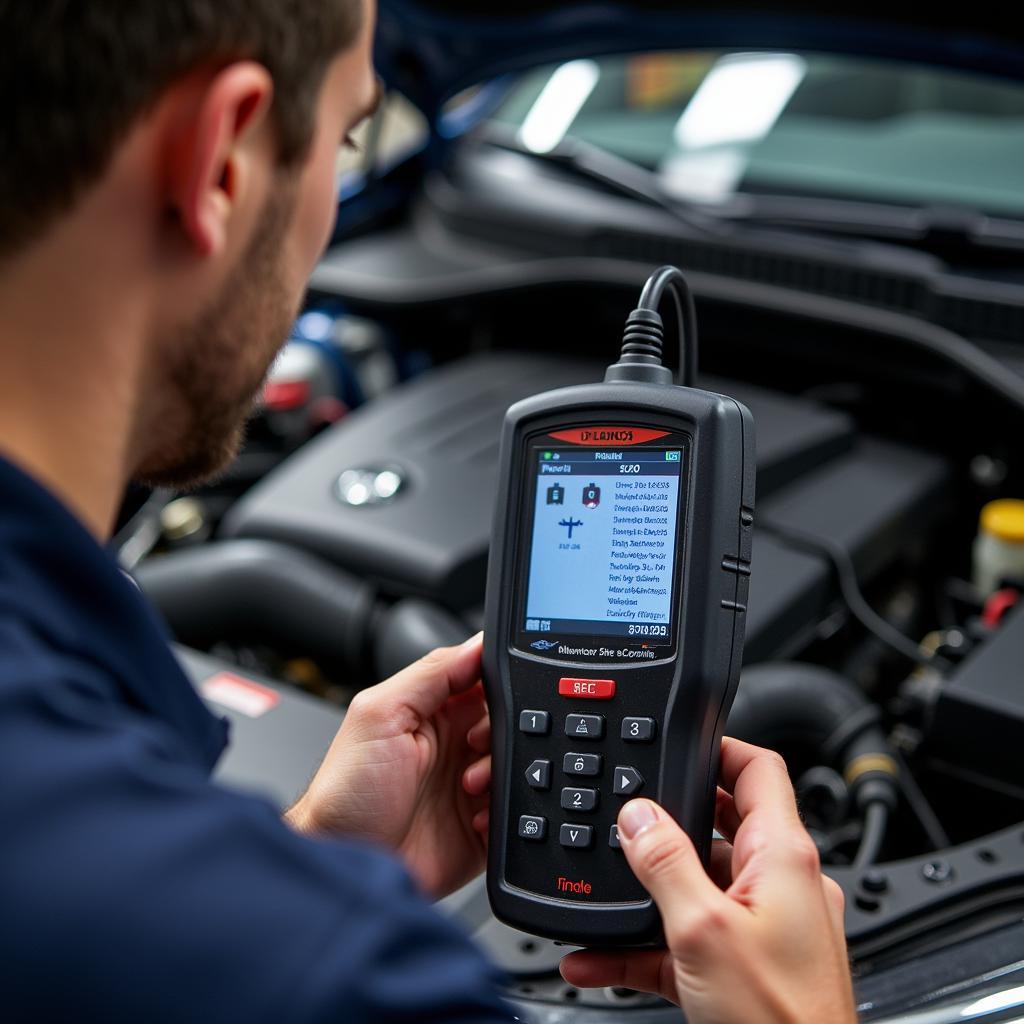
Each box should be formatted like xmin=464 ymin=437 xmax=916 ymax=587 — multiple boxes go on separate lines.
xmin=519 ymin=710 xmax=550 ymax=735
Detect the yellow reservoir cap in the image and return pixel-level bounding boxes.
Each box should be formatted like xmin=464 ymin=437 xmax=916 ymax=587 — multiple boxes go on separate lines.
xmin=980 ymin=499 xmax=1024 ymax=544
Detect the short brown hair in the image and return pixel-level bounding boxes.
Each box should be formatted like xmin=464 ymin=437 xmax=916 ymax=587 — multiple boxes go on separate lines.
xmin=0 ymin=0 xmax=363 ymax=259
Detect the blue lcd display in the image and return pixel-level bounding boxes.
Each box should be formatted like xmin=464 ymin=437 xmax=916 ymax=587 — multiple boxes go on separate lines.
xmin=523 ymin=448 xmax=684 ymax=639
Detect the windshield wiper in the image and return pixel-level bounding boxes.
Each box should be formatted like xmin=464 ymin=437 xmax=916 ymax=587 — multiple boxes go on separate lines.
xmin=474 ymin=121 xmax=727 ymax=238
xmin=711 ymin=195 xmax=1024 ymax=262
xmin=475 ymin=123 xmax=1024 ymax=268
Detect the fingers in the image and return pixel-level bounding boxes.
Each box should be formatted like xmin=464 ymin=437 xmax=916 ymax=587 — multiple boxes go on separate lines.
xmin=719 ymin=737 xmax=801 ymax=827
xmin=463 ymin=755 xmax=491 ymax=796
xmin=714 ymin=786 xmax=741 ymax=843
xmin=717 ymin=739 xmax=825 ymax=898
xmin=617 ymin=800 xmax=730 ymax=946
xmin=822 ymin=874 xmax=846 ymax=935
xmin=559 ymin=949 xmax=675 ymax=1002
xmin=367 ymin=633 xmax=484 ymax=725
xmin=466 ymin=713 xmax=491 ymax=755
xmin=708 ymin=838 xmax=734 ymax=890
xmin=472 ymin=807 xmax=489 ymax=834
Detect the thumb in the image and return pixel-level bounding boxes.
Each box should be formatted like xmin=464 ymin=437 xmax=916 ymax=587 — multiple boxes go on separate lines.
xmin=618 ymin=800 xmax=725 ymax=932
xmin=373 ymin=633 xmax=483 ymax=720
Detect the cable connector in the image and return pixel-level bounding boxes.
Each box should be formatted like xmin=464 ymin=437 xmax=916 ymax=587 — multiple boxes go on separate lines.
xmin=605 ymin=308 xmax=673 ymax=386
xmin=605 ymin=265 xmax=698 ymax=388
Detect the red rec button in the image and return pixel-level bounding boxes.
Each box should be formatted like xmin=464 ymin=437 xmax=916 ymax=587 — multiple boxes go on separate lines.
xmin=558 ymin=678 xmax=616 ymax=699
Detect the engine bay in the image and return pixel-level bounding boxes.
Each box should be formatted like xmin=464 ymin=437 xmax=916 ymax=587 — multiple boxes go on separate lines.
xmin=129 ymin=271 xmax=1024 ymax=1020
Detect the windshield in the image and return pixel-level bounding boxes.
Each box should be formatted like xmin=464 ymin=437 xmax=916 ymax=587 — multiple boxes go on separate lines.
xmin=487 ymin=52 xmax=1024 ymax=218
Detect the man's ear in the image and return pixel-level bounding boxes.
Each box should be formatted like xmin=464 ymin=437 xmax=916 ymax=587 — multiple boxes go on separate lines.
xmin=165 ymin=62 xmax=275 ymax=258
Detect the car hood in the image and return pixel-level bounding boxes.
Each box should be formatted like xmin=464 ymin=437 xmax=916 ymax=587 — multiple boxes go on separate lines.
xmin=376 ymin=0 xmax=1024 ymax=116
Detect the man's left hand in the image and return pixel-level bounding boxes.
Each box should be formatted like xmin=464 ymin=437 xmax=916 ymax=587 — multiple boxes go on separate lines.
xmin=286 ymin=635 xmax=492 ymax=900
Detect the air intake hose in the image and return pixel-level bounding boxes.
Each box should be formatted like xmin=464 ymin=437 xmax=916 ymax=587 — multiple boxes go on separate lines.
xmin=727 ymin=663 xmax=899 ymax=817
xmin=134 ymin=540 xmax=376 ymax=674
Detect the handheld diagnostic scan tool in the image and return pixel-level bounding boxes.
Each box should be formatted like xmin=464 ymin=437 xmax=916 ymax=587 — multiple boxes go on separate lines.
xmin=482 ymin=267 xmax=755 ymax=945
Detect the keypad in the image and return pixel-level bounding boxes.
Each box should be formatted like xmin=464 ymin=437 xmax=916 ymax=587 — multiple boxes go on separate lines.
xmin=520 ymin=710 xmax=550 ymax=735
xmin=563 ymin=752 xmax=601 ymax=777
xmin=621 ymin=717 xmax=656 ymax=742
xmin=515 ymin=712 xmax=657 ymax=868
xmin=565 ymin=713 xmax=604 ymax=739
xmin=560 ymin=787 xmax=598 ymax=812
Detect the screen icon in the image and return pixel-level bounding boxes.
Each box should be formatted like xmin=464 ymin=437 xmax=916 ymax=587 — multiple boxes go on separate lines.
xmin=665 ymin=450 xmax=681 ymax=462
xmin=546 ymin=483 xmax=565 ymax=505
xmin=582 ymin=483 xmax=601 ymax=509
xmin=559 ymin=517 xmax=583 ymax=539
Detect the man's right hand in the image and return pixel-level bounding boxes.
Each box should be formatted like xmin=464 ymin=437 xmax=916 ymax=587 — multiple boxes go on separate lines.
xmin=559 ymin=738 xmax=857 ymax=1024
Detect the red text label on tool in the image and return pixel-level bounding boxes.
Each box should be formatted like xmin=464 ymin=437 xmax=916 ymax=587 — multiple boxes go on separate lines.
xmin=557 ymin=876 xmax=593 ymax=895
xmin=559 ymin=678 xmax=616 ymax=699
xmin=548 ymin=427 xmax=669 ymax=446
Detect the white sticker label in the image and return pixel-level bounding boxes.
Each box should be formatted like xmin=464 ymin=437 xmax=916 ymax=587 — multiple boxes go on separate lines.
xmin=200 ymin=672 xmax=281 ymax=718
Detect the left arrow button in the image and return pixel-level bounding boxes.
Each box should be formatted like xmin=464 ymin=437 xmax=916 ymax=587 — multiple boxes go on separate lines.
xmin=525 ymin=759 xmax=552 ymax=790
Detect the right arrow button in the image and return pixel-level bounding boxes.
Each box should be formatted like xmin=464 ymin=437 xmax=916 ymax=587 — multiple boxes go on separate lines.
xmin=613 ymin=766 xmax=644 ymax=796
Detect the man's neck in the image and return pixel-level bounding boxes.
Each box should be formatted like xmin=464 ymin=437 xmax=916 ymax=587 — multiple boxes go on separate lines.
xmin=0 ymin=222 xmax=150 ymax=541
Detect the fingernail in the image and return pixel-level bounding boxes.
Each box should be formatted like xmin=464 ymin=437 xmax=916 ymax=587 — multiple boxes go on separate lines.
xmin=460 ymin=631 xmax=484 ymax=649
xmin=619 ymin=799 xmax=659 ymax=840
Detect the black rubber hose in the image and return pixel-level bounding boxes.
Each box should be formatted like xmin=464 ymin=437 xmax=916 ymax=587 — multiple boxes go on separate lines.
xmin=374 ymin=599 xmax=473 ymax=679
xmin=727 ymin=663 xmax=900 ymax=816
xmin=853 ymin=801 xmax=890 ymax=869
xmin=134 ymin=540 xmax=377 ymax=674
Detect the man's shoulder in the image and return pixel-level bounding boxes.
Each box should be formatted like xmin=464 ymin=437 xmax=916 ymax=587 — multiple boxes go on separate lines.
xmin=0 ymin=612 xmax=116 ymax=698
xmin=0 ymin=603 xmax=510 ymax=1022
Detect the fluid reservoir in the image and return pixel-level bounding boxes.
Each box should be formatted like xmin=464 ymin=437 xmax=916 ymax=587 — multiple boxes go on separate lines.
xmin=973 ymin=499 xmax=1024 ymax=595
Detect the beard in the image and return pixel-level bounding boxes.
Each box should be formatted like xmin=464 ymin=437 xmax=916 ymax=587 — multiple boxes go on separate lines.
xmin=135 ymin=181 xmax=302 ymax=490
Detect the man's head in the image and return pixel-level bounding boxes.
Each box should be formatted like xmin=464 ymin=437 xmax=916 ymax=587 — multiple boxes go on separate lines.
xmin=0 ymin=1 xmax=378 ymax=489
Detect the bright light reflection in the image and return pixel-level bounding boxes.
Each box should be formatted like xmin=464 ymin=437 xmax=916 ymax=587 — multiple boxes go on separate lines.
xmin=295 ymin=311 xmax=334 ymax=342
xmin=518 ymin=59 xmax=600 ymax=154
xmin=673 ymin=53 xmax=807 ymax=151
xmin=961 ymin=985 xmax=1024 ymax=1017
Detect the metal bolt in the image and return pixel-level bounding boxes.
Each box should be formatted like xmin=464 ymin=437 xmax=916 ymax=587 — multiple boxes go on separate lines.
xmin=861 ymin=871 xmax=889 ymax=894
xmin=922 ymin=860 xmax=954 ymax=884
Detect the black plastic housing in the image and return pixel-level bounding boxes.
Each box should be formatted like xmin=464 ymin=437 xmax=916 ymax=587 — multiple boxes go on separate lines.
xmin=929 ymin=600 xmax=1024 ymax=792
xmin=482 ymin=380 xmax=754 ymax=945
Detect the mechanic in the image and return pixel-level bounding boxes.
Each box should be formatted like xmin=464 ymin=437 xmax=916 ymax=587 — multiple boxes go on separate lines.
xmin=0 ymin=2 xmax=855 ymax=1021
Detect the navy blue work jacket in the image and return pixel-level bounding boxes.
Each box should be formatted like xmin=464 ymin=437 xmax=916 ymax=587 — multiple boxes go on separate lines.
xmin=0 ymin=454 xmax=512 ymax=1022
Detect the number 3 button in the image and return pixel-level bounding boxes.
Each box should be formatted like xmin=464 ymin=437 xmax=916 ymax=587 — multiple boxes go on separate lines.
xmin=621 ymin=717 xmax=656 ymax=742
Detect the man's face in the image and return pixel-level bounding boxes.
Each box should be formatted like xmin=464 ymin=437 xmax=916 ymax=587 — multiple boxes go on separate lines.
xmin=136 ymin=1 xmax=378 ymax=488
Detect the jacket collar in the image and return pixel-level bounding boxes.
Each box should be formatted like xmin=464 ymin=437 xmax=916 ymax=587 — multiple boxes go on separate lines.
xmin=0 ymin=455 xmax=227 ymax=769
